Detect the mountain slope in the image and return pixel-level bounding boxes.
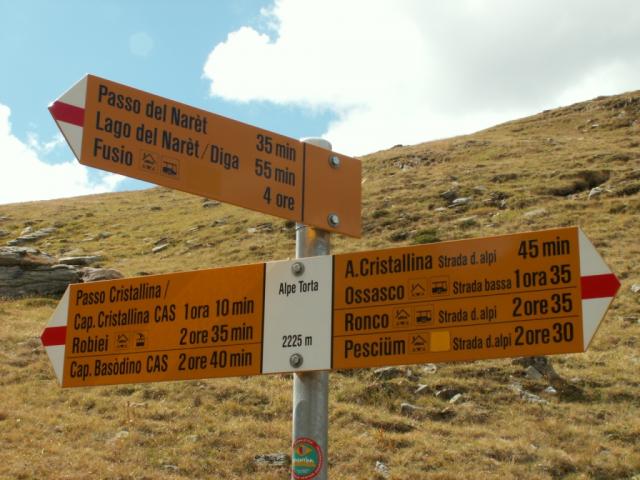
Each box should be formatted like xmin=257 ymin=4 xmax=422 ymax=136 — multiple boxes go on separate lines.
xmin=0 ymin=91 xmax=638 ymax=479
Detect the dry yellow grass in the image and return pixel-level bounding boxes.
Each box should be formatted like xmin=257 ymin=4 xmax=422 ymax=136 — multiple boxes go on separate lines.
xmin=0 ymin=91 xmax=639 ymax=479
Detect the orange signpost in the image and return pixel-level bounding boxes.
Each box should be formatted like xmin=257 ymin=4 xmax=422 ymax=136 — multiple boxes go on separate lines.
xmin=49 ymin=75 xmax=361 ymax=237
xmin=45 ymin=74 xmax=623 ymax=480
xmin=42 ymin=227 xmax=620 ymax=387
xmin=332 ymin=227 xmax=620 ymax=369
xmin=42 ymin=264 xmax=265 ymax=387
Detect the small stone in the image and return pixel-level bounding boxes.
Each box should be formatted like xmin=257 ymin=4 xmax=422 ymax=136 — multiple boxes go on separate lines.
xmin=254 ymin=453 xmax=290 ymax=467
xmin=0 ymin=230 xmax=8 ymax=238
xmin=375 ymin=460 xmax=391 ymax=478
xmin=405 ymin=369 xmax=419 ymax=382
xmin=389 ymin=231 xmax=408 ymax=242
xmin=435 ymin=388 xmax=462 ymax=400
xmin=80 ymin=268 xmax=124 ymax=283
xmin=373 ymin=366 xmax=404 ymax=381
xmin=588 ymin=187 xmax=605 ymax=199
xmin=184 ymin=240 xmax=203 ymax=251
xmin=422 ymin=363 xmax=437 ymax=374
xmin=96 ymin=232 xmax=112 ymax=240
xmin=428 ymin=406 xmax=456 ymax=421
xmin=152 ymin=244 xmax=169 ymax=253
xmin=400 ymin=402 xmax=421 ymax=415
xmin=8 ymin=227 xmax=57 ymax=245
xmin=440 ymin=190 xmax=458 ymax=202
xmin=58 ymin=255 xmax=104 ymax=266
xmin=525 ymin=366 xmax=544 ymax=380
xmin=162 ymin=464 xmax=179 ymax=472
xmin=111 ymin=430 xmax=130 ymax=442
xmin=449 ymin=393 xmax=463 ymax=404
xmin=472 ymin=185 xmax=487 ymax=194
xmin=544 ymin=386 xmax=558 ymax=395
xmin=523 ymin=208 xmax=547 ymax=218
xmin=513 ymin=356 xmax=561 ymax=380
xmin=247 ymin=223 xmax=274 ymax=234
xmin=451 ymin=197 xmax=471 ymax=206
xmin=484 ymin=191 xmax=509 ymax=209
xmin=631 ymin=284 xmax=640 ymax=294
xmin=202 ymin=200 xmax=220 ymax=208
xmin=521 ymin=391 xmax=547 ymax=404
xmin=511 ymin=382 xmax=547 ymax=403
xmin=0 ymin=246 xmax=55 ymax=267
xmin=415 ymin=384 xmax=430 ymax=395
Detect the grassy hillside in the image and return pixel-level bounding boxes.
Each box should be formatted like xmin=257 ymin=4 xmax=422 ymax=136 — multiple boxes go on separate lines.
xmin=1 ymin=91 xmax=639 ymax=479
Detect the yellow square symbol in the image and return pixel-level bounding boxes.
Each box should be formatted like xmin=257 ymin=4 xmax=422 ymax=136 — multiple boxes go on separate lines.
xmin=430 ymin=331 xmax=451 ymax=352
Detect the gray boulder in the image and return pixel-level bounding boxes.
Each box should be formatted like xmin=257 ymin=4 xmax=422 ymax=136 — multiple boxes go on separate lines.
xmin=80 ymin=268 xmax=124 ymax=283
xmin=7 ymin=227 xmax=57 ymax=245
xmin=0 ymin=258 xmax=80 ymax=298
xmin=58 ymin=255 xmax=104 ymax=266
xmin=0 ymin=246 xmax=121 ymax=298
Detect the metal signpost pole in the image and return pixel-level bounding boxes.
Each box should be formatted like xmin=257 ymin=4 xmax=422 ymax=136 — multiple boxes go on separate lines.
xmin=291 ymin=138 xmax=331 ymax=480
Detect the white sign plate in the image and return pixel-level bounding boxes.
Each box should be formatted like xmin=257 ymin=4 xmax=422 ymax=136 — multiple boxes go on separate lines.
xmin=262 ymin=256 xmax=333 ymax=373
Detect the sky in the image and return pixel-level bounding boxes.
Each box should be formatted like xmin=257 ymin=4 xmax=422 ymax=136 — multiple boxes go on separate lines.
xmin=1 ymin=0 xmax=639 ymax=205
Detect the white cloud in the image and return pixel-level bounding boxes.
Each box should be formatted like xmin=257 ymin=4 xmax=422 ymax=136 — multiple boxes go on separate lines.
xmin=0 ymin=103 xmax=125 ymax=205
xmin=26 ymin=131 xmax=65 ymax=155
xmin=204 ymin=0 xmax=640 ymax=155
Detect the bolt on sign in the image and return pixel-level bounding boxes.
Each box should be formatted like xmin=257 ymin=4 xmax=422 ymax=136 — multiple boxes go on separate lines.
xmin=41 ymin=227 xmax=620 ymax=387
xmin=48 ymin=75 xmax=361 ymax=237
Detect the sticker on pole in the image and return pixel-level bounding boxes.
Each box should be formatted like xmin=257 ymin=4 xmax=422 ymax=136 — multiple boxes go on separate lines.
xmin=292 ymin=437 xmax=323 ymax=479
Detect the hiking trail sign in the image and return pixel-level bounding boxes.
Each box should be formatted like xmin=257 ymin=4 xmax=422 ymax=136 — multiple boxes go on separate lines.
xmin=48 ymin=74 xmax=361 ymax=237
xmin=41 ymin=227 xmax=620 ymax=388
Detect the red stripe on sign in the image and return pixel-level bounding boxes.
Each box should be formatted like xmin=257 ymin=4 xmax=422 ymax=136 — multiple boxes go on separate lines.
xmin=581 ymin=273 xmax=620 ymax=299
xmin=41 ymin=326 xmax=67 ymax=347
xmin=49 ymin=101 xmax=84 ymax=127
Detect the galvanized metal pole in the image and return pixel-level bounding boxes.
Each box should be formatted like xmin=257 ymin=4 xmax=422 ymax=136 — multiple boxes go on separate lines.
xmin=291 ymin=137 xmax=331 ymax=480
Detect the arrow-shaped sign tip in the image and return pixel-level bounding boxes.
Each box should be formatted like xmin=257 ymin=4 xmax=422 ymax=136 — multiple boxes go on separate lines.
xmin=41 ymin=288 xmax=70 ymax=385
xmin=49 ymin=75 xmax=88 ymax=162
xmin=579 ymin=229 xmax=621 ymax=350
